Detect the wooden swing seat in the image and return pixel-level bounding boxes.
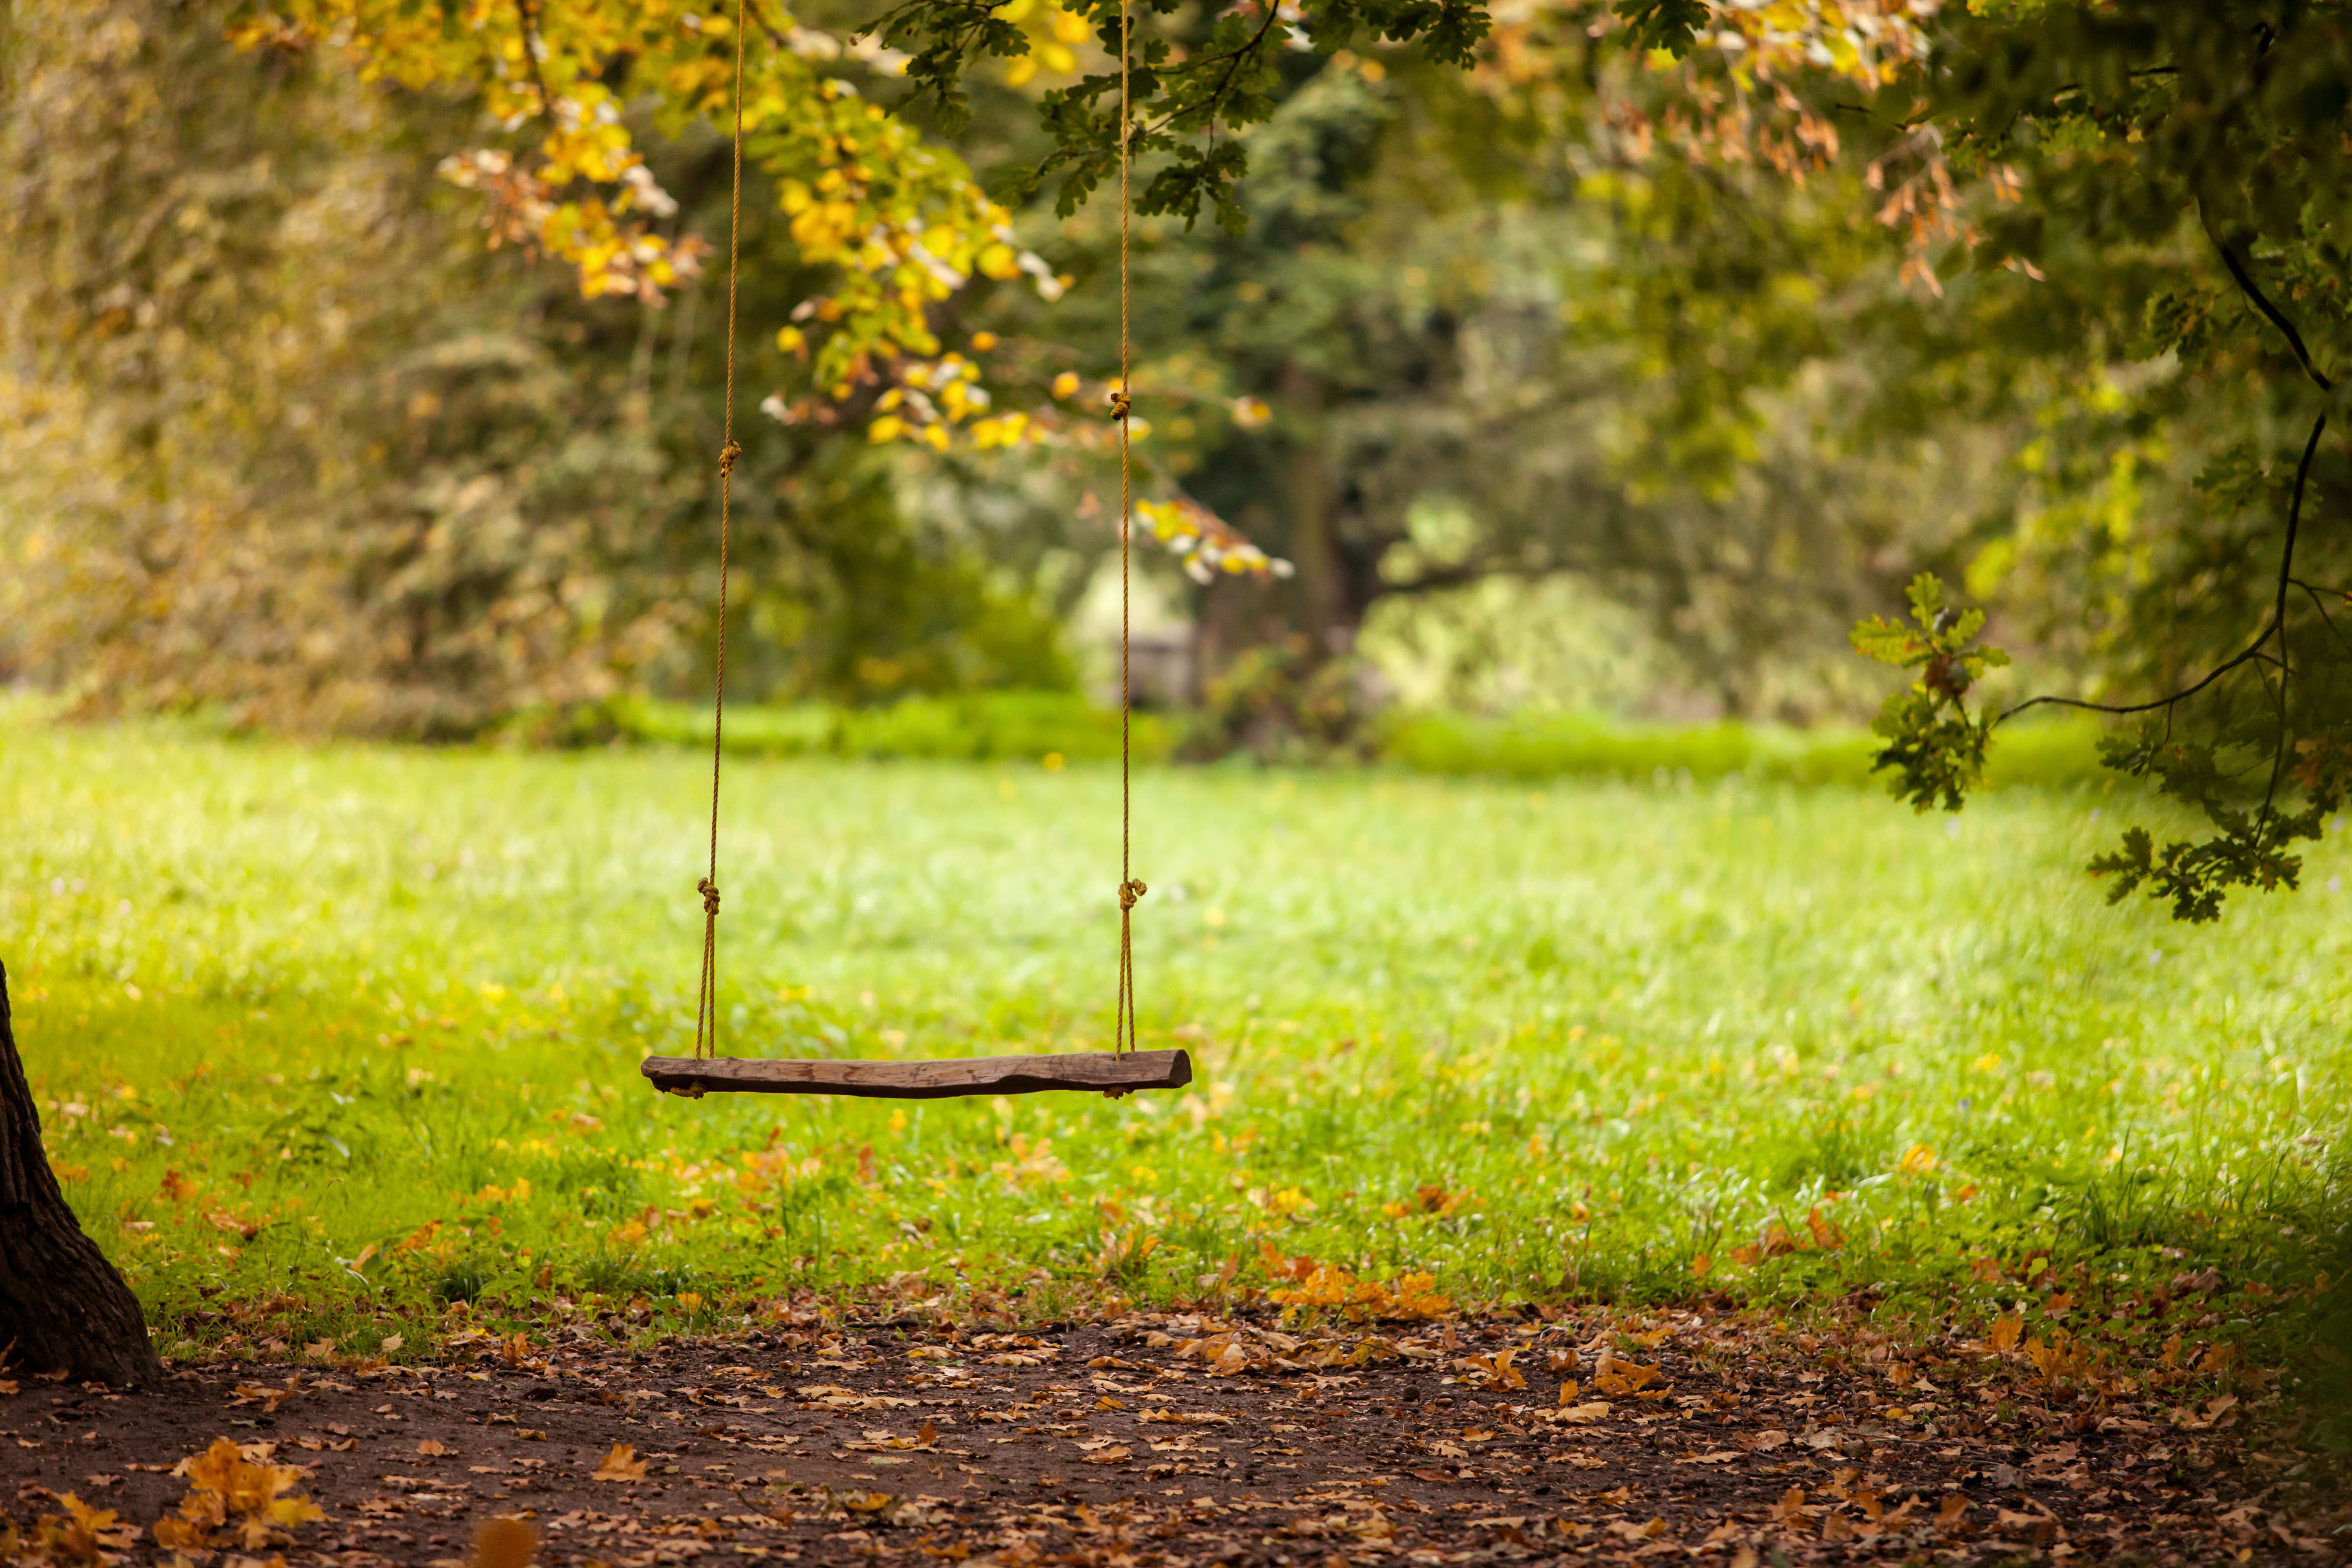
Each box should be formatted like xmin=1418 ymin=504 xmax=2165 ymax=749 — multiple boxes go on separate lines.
xmin=642 ymin=1048 xmax=1191 ymax=1100
xmin=657 ymin=9 xmax=1173 ymax=1110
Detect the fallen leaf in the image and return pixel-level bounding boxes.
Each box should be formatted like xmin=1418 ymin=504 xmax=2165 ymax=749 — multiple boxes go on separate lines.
xmin=592 ymin=1445 xmax=648 ymax=1482
xmin=472 ymin=1516 xmax=538 ymax=1568
xmin=417 ymin=1439 xmax=451 ymax=1457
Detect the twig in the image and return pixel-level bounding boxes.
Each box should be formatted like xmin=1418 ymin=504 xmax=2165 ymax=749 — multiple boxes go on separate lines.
xmin=2296 ymin=581 xmax=2352 ymax=654
xmin=1143 ymin=2 xmax=1285 ymax=139
xmin=2208 ymin=232 xmax=2332 ymax=393
xmin=514 ymin=0 xmax=561 ymax=121
xmin=2000 ymin=220 xmax=2332 ymax=737
xmin=2000 ymin=409 xmax=2326 ymax=724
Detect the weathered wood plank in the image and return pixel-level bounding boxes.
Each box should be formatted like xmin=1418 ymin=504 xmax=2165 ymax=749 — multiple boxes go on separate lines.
xmin=640 ymin=1049 xmax=1193 ymax=1100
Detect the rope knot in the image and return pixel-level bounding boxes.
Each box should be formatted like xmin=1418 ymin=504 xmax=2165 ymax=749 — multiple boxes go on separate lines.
xmin=697 ymin=877 xmax=722 ymax=917
xmin=717 ymin=439 xmax=743 ymax=477
xmin=1106 ymin=387 xmax=1131 ymax=422
xmin=1119 ymin=877 xmax=1147 ymax=910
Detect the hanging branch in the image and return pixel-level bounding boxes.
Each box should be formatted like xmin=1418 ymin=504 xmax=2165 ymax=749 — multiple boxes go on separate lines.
xmin=869 ymin=0 xmax=1488 ymax=229
xmin=1858 ymin=222 xmax=2342 ymax=921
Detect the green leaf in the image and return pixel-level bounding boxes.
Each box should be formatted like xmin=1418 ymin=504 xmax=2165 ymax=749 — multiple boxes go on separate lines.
xmin=1612 ymin=0 xmax=1709 ymax=53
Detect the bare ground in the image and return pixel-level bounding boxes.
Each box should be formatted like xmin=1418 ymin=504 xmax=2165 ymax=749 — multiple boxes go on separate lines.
xmin=2 ymin=1303 xmax=2343 ymax=1566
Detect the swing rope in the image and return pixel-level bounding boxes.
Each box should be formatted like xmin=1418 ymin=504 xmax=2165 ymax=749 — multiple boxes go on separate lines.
xmin=691 ymin=0 xmax=1144 ymax=1063
xmin=1112 ymin=0 xmax=1144 ymax=1057
xmin=693 ymin=0 xmax=750 ymax=1062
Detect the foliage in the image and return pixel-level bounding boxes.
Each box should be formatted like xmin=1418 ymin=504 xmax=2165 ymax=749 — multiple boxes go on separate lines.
xmin=2 ymin=712 xmax=2342 ymax=1381
xmin=232 ymin=0 xmax=1049 ymax=425
xmin=1850 ymin=573 xmax=2011 ymax=813
xmin=0 ymin=1494 xmax=141 ymax=1566
xmin=150 ymin=1437 xmax=327 ymax=1553
xmin=878 ymin=0 xmax=1489 ymax=230
xmin=0 ymin=1 xmax=672 ymax=734
xmin=1181 ymin=636 xmax=1380 ymax=761
xmin=0 ymin=1 xmax=1081 ymax=734
xmin=1639 ymin=0 xmax=2352 ymax=918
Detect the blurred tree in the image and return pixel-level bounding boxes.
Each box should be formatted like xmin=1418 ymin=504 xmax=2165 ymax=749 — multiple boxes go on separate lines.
xmin=965 ymin=36 xmax=2028 ymax=727
xmin=1685 ymin=0 xmax=2352 ymax=922
xmin=0 ymin=0 xmax=1073 ymax=732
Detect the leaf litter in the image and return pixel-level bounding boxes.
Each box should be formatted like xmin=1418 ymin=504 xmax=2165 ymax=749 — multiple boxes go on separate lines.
xmin=0 ymin=1295 xmax=2337 ymax=1565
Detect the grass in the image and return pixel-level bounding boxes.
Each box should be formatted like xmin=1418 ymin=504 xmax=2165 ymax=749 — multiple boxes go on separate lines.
xmin=1 ymin=703 xmax=2345 ymax=1382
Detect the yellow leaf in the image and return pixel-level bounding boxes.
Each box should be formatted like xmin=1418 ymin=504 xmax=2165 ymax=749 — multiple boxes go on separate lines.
xmin=472 ymin=1516 xmax=540 ymax=1568
xmin=1989 ymin=1314 xmax=2023 ymax=1353
xmin=1052 ymin=371 xmax=1081 ymax=399
xmin=592 ymin=1443 xmax=648 ymax=1481
xmin=867 ymin=415 xmax=906 ymax=444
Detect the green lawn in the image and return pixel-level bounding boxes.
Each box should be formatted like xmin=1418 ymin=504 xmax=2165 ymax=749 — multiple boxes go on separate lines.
xmin=1 ymin=705 xmax=2345 ymax=1366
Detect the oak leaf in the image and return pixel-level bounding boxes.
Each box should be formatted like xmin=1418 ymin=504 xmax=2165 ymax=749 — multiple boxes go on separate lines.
xmin=592 ymin=1444 xmax=648 ymax=1481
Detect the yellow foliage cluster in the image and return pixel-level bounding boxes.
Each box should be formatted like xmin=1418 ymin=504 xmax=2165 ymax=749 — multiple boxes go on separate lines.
xmin=228 ymin=0 xmax=1054 ymax=448
xmin=993 ymin=0 xmax=1095 ymax=86
xmin=0 ymin=1493 xmax=141 ymax=1566
xmin=150 ymin=1437 xmax=327 ymax=1553
xmin=1262 ymin=1248 xmax=1453 ymax=1322
xmin=1135 ymin=498 xmax=1296 ymax=585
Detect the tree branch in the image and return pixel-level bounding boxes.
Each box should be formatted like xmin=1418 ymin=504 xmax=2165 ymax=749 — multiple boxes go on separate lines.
xmin=1144 ymin=2 xmax=1286 ymax=139
xmin=2000 ymin=220 xmax=2333 ymax=737
xmin=2001 ymin=408 xmax=2325 ymax=724
xmin=514 ymin=0 xmax=561 ymax=122
xmin=2295 ymin=580 xmax=2352 ymax=654
xmin=2204 ymin=220 xmax=2333 ymax=393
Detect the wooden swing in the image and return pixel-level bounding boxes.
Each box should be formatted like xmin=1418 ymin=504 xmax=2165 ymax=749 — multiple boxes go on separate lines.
xmin=640 ymin=0 xmax=1186 ymax=1102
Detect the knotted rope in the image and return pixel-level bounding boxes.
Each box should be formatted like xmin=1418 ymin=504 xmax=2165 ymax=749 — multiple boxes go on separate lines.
xmin=1110 ymin=2 xmax=1143 ymax=1059
xmin=693 ymin=0 xmax=750 ymax=1062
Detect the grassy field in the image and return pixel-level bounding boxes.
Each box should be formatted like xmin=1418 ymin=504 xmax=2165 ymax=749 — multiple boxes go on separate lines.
xmin=1 ymin=704 xmax=2345 ymax=1372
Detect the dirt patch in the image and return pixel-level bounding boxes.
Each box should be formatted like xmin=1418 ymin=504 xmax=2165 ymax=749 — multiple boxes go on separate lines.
xmin=1 ymin=1305 xmax=2337 ymax=1564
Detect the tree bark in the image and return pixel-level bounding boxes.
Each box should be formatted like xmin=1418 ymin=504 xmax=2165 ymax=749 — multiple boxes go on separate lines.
xmin=0 ymin=962 xmax=163 ymax=1385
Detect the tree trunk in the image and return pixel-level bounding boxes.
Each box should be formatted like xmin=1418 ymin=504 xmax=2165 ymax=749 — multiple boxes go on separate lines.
xmin=0 ymin=963 xmax=163 ymax=1385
